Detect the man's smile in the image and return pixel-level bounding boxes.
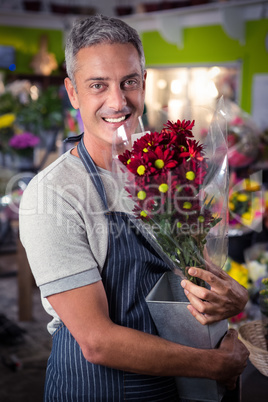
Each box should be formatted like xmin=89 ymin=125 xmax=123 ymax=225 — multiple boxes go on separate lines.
xmin=102 ymin=114 xmax=131 ymax=123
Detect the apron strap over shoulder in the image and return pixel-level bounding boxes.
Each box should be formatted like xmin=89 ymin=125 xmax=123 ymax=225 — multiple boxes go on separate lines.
xmin=77 ymin=137 xmax=109 ymax=211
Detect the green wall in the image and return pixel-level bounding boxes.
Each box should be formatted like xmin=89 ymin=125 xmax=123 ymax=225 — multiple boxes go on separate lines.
xmin=142 ymin=19 xmax=268 ymax=114
xmin=0 ymin=26 xmax=64 ymax=75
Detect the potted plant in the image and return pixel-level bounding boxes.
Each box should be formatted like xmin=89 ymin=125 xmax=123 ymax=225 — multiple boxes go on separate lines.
xmin=16 ymin=86 xmax=63 ymax=149
xmin=8 ymin=131 xmax=40 ymax=171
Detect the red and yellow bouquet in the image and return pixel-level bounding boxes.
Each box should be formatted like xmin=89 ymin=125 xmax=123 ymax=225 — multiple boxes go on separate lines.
xmin=113 ymin=104 xmax=228 ymax=286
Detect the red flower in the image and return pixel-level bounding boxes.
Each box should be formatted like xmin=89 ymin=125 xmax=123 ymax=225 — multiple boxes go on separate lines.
xmin=133 ymin=130 xmax=171 ymax=153
xmin=164 ymin=119 xmax=195 ymax=137
xmin=118 ymin=149 xmax=132 ymax=166
xmin=179 ymin=139 xmax=204 ymax=162
xmin=145 ymin=146 xmax=178 ymax=173
xmin=125 ymin=157 xmax=148 ymax=177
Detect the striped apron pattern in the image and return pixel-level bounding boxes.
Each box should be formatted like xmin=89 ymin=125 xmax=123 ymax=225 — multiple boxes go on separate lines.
xmin=44 ymin=137 xmax=179 ymax=401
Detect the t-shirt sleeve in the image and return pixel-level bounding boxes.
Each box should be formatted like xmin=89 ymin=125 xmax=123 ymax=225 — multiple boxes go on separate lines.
xmin=19 ymin=178 xmax=103 ymax=297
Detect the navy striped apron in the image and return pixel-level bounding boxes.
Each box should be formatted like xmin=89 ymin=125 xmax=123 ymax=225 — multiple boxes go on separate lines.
xmin=44 ymin=138 xmax=179 ymax=401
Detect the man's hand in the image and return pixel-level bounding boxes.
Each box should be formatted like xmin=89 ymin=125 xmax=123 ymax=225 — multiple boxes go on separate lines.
xmin=180 ymin=266 xmax=248 ymax=325
xmin=215 ymin=329 xmax=249 ymax=390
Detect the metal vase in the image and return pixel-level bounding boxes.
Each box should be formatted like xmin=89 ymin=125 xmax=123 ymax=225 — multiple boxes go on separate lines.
xmin=146 ymin=271 xmax=227 ymax=402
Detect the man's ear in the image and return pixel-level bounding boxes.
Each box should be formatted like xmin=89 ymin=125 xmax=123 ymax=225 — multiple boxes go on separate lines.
xmin=143 ymin=70 xmax=147 ymax=91
xmin=64 ymin=78 xmax=79 ymax=109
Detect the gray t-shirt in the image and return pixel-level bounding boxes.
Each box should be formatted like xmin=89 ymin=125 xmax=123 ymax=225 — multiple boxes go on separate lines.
xmin=19 ymin=149 xmax=133 ymax=334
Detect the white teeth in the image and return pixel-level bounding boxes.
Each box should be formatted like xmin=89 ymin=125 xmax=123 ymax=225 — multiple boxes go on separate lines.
xmin=104 ymin=116 xmax=126 ymax=123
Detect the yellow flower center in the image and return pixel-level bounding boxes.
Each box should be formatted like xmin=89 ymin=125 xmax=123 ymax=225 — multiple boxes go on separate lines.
xmin=244 ymin=179 xmax=260 ymax=192
xmin=140 ymin=210 xmax=147 ymax=218
xmin=237 ymin=194 xmax=248 ymax=202
xmin=242 ymin=211 xmax=252 ymax=222
xmin=143 ymin=148 xmax=148 ymax=153
xmin=154 ymin=159 xmax=165 ymax=169
xmin=186 ymin=171 xmax=195 ymax=181
xmin=198 ymin=215 xmax=205 ymax=223
xmin=137 ymin=165 xmax=146 ymax=175
xmin=137 ymin=190 xmax=146 ymax=200
xmin=127 ymin=159 xmax=131 ymax=164
xmin=159 ymin=183 xmax=169 ymax=193
xmin=177 ymin=222 xmax=182 ymax=228
xmin=183 ymin=202 xmax=192 ymax=209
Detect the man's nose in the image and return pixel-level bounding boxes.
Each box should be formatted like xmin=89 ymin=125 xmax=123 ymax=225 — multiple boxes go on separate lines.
xmin=107 ymin=86 xmax=127 ymax=111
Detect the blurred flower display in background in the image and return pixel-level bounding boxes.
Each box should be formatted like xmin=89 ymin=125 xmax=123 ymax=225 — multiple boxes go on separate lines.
xmin=224 ymin=256 xmax=249 ymax=324
xmin=224 ymin=244 xmax=268 ymax=327
xmin=0 ymin=90 xmax=21 ymax=160
xmin=244 ymin=244 xmax=268 ymax=287
xmin=9 ymin=131 xmax=40 ymax=158
xmin=0 ymin=80 xmax=64 ymax=232
xmin=0 ymin=112 xmax=16 ymax=154
xmin=228 ymin=172 xmax=264 ymax=235
xmin=13 ymin=85 xmax=63 ymax=149
xmin=224 ymin=257 xmax=249 ymax=289
xmin=259 ymin=128 xmax=268 ymax=163
xmin=64 ymin=108 xmax=84 ymax=138
xmin=225 ymin=100 xmax=261 ymax=169
xmin=225 ymin=245 xmax=268 ymax=294
xmin=0 ymin=82 xmax=63 ymax=161
xmin=245 ymin=244 xmax=268 ymax=329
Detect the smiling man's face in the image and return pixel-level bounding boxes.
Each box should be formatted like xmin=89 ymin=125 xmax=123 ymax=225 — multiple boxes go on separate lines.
xmin=65 ymin=42 xmax=146 ymax=166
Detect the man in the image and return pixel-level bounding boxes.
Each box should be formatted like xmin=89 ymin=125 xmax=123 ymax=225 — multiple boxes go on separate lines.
xmin=19 ymin=15 xmax=249 ymax=401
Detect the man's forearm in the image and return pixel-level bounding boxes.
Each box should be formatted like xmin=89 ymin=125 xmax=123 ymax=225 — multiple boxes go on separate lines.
xmin=79 ymin=320 xmax=231 ymax=382
xmin=48 ymin=282 xmax=248 ymax=388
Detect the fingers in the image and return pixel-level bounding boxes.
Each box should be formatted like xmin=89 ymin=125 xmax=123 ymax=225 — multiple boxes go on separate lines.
xmin=186 ymin=304 xmax=212 ymax=325
xmin=186 ymin=302 xmax=222 ymax=325
xmin=224 ymin=376 xmax=239 ymax=391
xmin=184 ymin=267 xmax=223 ymax=290
xmin=221 ymin=328 xmax=238 ymax=344
xmin=181 ymin=266 xmax=249 ymax=323
xmin=216 ymin=330 xmax=249 ymax=389
xmin=221 ymin=329 xmax=250 ymax=368
xmin=181 ymin=269 xmax=226 ymax=324
xmin=182 ymin=267 xmax=239 ymax=304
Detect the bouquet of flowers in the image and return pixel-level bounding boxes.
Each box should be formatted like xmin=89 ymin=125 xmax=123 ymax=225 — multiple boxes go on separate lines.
xmin=113 ymin=102 xmax=229 ymax=286
xmin=113 ymin=101 xmax=229 ymax=400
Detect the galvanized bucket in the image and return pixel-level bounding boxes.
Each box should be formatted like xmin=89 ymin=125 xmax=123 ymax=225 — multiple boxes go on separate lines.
xmin=146 ymin=271 xmax=227 ymax=402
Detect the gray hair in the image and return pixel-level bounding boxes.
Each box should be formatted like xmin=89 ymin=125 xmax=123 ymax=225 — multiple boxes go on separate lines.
xmin=65 ymin=14 xmax=145 ymax=89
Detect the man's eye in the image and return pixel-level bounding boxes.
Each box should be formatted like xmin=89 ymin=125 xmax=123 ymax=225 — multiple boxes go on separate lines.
xmin=92 ymin=84 xmax=103 ymax=89
xmin=122 ymin=80 xmax=140 ymax=90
